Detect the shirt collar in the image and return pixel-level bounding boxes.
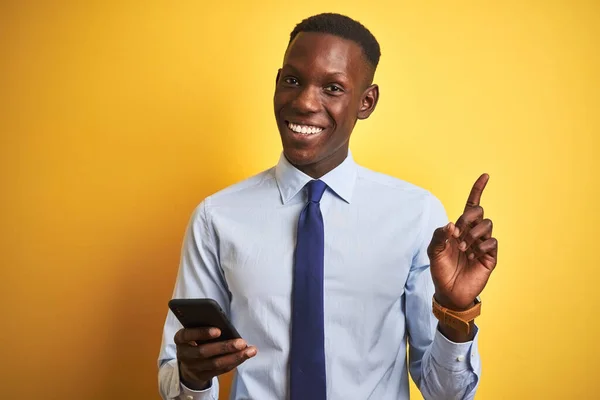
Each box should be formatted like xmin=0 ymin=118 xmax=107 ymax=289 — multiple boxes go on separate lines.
xmin=275 ymin=151 xmax=357 ymax=204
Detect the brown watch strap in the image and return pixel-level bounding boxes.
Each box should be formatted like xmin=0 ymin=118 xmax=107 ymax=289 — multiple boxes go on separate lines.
xmin=431 ymin=297 xmax=481 ymax=335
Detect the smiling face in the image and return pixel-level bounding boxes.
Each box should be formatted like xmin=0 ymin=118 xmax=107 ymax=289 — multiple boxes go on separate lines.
xmin=273 ymin=32 xmax=379 ymax=178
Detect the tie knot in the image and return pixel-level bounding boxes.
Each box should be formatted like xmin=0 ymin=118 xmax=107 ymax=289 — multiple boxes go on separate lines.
xmin=307 ymin=180 xmax=327 ymax=203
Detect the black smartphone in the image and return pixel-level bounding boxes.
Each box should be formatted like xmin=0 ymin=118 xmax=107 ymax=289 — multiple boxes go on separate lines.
xmin=168 ymin=298 xmax=242 ymax=342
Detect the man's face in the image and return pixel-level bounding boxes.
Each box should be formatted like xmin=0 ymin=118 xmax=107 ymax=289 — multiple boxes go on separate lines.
xmin=273 ymin=32 xmax=378 ymax=177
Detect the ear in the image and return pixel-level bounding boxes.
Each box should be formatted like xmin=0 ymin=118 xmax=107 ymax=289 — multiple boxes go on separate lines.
xmin=357 ymin=84 xmax=379 ymax=120
xmin=275 ymin=69 xmax=282 ymax=85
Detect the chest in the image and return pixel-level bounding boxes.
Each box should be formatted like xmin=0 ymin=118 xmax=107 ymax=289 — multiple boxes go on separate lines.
xmin=213 ymin=199 xmax=422 ymax=303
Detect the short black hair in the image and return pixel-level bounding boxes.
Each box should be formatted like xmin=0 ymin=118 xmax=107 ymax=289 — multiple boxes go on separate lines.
xmin=289 ymin=13 xmax=381 ymax=70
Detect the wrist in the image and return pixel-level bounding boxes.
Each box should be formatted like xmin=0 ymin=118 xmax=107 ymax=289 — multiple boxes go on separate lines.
xmin=438 ymin=320 xmax=476 ymax=343
xmin=178 ymin=362 xmax=211 ymax=391
xmin=431 ymin=295 xmax=481 ymax=342
xmin=181 ymin=375 xmax=211 ymax=391
xmin=433 ymin=292 xmax=475 ymax=312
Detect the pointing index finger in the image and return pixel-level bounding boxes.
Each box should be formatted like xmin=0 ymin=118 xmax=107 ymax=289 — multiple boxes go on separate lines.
xmin=465 ymin=173 xmax=489 ymax=212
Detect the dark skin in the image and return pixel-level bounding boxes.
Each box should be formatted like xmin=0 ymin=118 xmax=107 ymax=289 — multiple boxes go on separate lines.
xmin=175 ymin=32 xmax=498 ymax=390
xmin=274 ymin=32 xmax=379 ymax=179
xmin=174 ymin=327 xmax=257 ymax=390
xmin=428 ymin=173 xmax=498 ymax=342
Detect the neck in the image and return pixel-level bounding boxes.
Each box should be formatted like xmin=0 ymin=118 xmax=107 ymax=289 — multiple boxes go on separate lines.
xmin=290 ymin=149 xmax=349 ymax=179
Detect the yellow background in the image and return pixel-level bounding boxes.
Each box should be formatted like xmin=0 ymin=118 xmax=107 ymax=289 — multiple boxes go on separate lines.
xmin=1 ymin=1 xmax=598 ymax=399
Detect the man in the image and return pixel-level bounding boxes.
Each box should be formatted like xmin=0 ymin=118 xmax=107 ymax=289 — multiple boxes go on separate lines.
xmin=158 ymin=12 xmax=497 ymax=400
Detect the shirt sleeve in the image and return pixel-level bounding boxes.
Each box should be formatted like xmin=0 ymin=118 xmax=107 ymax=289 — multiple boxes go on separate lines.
xmin=157 ymin=199 xmax=229 ymax=400
xmin=404 ymin=192 xmax=481 ymax=400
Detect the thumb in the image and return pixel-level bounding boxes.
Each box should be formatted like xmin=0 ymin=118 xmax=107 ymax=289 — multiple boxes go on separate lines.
xmin=427 ymin=222 xmax=454 ymax=258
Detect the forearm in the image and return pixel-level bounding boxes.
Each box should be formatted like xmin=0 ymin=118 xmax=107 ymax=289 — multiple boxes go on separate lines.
xmin=159 ymin=359 xmax=219 ymax=400
xmin=418 ymin=328 xmax=481 ymax=400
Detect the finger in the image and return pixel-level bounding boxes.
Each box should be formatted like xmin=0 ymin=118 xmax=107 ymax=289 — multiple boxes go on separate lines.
xmin=174 ymin=327 xmax=221 ymax=345
xmin=464 ymin=220 xmax=493 ymax=258
xmin=468 ymin=238 xmax=498 ymax=264
xmin=427 ymin=222 xmax=456 ymax=258
xmin=464 ymin=173 xmax=489 ymax=212
xmin=459 ymin=218 xmax=493 ymax=252
xmin=198 ymin=346 xmax=258 ymax=373
xmin=454 ymin=206 xmax=484 ymax=239
xmin=177 ymin=339 xmax=247 ymax=361
xmin=196 ymin=339 xmax=248 ymax=359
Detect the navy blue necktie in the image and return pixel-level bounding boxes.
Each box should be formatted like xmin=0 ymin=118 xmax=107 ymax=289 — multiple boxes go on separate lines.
xmin=290 ymin=179 xmax=327 ymax=400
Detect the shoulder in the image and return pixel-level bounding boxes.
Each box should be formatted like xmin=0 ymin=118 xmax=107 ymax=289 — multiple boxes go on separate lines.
xmin=356 ymin=165 xmax=441 ymax=203
xmin=189 ymin=167 xmax=277 ymax=221
xmin=354 ymin=164 xmax=447 ymax=223
xmin=205 ymin=167 xmax=276 ymax=205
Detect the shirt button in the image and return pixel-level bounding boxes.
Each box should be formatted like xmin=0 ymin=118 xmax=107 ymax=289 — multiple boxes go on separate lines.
xmin=456 ymin=355 xmax=465 ymax=362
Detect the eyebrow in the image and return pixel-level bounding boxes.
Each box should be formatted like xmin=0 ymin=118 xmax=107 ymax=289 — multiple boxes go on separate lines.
xmin=282 ymin=63 xmax=351 ymax=82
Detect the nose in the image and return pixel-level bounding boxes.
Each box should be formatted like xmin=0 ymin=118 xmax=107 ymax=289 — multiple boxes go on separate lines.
xmin=291 ymin=86 xmax=320 ymax=114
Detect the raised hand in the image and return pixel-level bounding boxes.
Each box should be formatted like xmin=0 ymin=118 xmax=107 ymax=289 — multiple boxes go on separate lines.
xmin=427 ymin=174 xmax=498 ymax=311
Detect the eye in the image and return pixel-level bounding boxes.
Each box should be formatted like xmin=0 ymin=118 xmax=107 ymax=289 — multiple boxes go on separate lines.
xmin=283 ymin=77 xmax=299 ymax=85
xmin=325 ymin=84 xmax=344 ymax=93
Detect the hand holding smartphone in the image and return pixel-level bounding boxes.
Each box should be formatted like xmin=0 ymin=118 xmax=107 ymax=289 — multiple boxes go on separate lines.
xmin=169 ymin=298 xmax=257 ymax=391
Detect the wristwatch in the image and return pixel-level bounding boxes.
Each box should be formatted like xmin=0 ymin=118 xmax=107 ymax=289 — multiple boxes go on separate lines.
xmin=432 ymin=296 xmax=481 ymax=335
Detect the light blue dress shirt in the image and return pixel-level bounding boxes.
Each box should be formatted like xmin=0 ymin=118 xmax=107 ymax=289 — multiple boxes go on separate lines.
xmin=158 ymin=152 xmax=481 ymax=400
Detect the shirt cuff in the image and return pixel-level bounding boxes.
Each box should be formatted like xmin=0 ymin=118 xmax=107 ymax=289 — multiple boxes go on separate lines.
xmin=430 ymin=324 xmax=481 ymax=373
xmin=180 ymin=378 xmax=218 ymax=400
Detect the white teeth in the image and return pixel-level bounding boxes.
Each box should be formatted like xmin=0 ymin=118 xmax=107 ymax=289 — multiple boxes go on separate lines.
xmin=288 ymin=122 xmax=324 ymax=135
